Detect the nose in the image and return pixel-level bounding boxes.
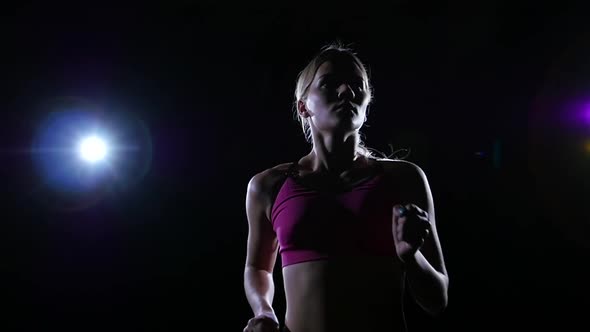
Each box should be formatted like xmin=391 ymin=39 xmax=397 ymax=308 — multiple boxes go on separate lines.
xmin=337 ymin=83 xmax=355 ymax=100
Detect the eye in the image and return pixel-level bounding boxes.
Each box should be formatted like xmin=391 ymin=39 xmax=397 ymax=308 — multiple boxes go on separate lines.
xmin=351 ymin=80 xmax=365 ymax=91
xmin=319 ymin=78 xmax=337 ymax=89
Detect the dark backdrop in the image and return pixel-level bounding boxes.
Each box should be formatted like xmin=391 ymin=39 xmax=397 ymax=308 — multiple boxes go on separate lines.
xmin=2 ymin=1 xmax=589 ymax=331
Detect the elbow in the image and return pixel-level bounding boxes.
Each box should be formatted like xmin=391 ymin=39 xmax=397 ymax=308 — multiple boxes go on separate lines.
xmin=430 ymin=277 xmax=450 ymax=317
xmin=423 ymin=276 xmax=449 ymax=317
xmin=428 ymin=293 xmax=448 ymax=317
xmin=416 ymin=291 xmax=448 ymax=317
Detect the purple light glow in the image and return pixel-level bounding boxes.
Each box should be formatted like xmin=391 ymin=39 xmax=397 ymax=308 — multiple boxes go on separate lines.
xmin=584 ymin=105 xmax=590 ymax=124
xmin=564 ymin=99 xmax=590 ymax=126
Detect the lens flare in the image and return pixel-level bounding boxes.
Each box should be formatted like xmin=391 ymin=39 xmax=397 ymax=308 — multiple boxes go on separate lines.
xmin=79 ymin=136 xmax=108 ymax=162
xmin=29 ymin=97 xmax=153 ymax=211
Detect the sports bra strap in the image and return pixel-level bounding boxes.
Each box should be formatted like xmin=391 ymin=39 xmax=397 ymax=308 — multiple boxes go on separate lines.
xmin=285 ymin=161 xmax=299 ymax=178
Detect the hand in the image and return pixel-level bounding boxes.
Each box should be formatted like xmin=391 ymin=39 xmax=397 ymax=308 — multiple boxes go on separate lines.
xmin=392 ymin=204 xmax=432 ymax=263
xmin=243 ymin=312 xmax=280 ymax=332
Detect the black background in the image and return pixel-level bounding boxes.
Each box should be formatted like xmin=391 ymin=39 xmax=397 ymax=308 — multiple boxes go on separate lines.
xmin=2 ymin=1 xmax=590 ymax=331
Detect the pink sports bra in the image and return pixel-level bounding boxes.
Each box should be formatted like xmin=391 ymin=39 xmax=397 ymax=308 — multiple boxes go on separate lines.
xmin=270 ymin=161 xmax=400 ymax=267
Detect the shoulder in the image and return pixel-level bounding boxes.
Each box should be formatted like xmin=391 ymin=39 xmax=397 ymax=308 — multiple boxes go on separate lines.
xmin=376 ymin=158 xmax=426 ymax=177
xmin=376 ymin=158 xmax=433 ymax=209
xmin=247 ymin=162 xmax=294 ymax=214
xmin=375 ymin=158 xmax=431 ymax=192
xmin=247 ymin=162 xmax=292 ymax=195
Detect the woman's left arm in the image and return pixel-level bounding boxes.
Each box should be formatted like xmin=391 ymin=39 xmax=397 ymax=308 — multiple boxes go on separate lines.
xmin=392 ymin=161 xmax=449 ymax=316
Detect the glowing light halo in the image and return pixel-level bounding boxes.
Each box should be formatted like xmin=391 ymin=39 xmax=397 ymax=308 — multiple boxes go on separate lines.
xmin=28 ymin=96 xmax=153 ymax=211
xmin=78 ymin=135 xmax=108 ymax=163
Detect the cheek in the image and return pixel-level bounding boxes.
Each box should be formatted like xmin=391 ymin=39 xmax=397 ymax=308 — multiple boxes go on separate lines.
xmin=360 ymin=92 xmax=371 ymax=105
xmin=306 ymin=93 xmax=328 ymax=112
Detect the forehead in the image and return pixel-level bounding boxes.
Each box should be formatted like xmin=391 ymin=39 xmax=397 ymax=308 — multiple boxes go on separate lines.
xmin=314 ymin=58 xmax=365 ymax=79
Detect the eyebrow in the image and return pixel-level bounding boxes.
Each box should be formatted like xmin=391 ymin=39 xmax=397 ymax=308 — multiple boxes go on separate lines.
xmin=318 ymin=73 xmax=364 ymax=80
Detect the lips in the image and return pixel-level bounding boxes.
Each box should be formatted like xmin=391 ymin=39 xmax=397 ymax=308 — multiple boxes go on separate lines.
xmin=334 ymin=102 xmax=356 ymax=112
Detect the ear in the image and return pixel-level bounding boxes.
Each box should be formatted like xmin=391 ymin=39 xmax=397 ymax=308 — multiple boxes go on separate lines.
xmin=297 ymin=100 xmax=311 ymax=118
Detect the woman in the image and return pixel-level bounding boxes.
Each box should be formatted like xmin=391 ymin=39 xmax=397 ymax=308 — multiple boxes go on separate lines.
xmin=243 ymin=43 xmax=449 ymax=332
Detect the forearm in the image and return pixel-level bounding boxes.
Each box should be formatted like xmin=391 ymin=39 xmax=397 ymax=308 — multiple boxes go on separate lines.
xmin=404 ymin=251 xmax=449 ymax=316
xmin=244 ymin=266 xmax=276 ymax=316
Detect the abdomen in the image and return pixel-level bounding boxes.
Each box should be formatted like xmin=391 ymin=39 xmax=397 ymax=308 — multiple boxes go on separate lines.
xmin=282 ymin=257 xmax=406 ymax=332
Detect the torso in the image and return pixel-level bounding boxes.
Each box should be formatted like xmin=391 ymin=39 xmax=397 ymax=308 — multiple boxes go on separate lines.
xmin=282 ymin=257 xmax=406 ymax=332
xmin=262 ymin=157 xmax=412 ymax=332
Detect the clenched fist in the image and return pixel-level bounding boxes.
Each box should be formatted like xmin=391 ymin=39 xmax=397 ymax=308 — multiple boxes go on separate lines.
xmin=392 ymin=204 xmax=432 ymax=263
xmin=243 ymin=312 xmax=280 ymax=332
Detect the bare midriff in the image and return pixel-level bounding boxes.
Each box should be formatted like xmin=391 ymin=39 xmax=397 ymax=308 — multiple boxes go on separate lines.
xmin=282 ymin=256 xmax=407 ymax=332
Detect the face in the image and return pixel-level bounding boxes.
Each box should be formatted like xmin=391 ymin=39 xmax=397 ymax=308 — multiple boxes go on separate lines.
xmin=299 ymin=58 xmax=371 ymax=135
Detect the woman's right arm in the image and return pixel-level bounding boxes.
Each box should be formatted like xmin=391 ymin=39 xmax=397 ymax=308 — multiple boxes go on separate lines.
xmin=244 ymin=171 xmax=280 ymax=325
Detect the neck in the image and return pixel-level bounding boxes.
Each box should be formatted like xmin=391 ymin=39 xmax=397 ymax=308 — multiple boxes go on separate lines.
xmin=309 ymin=132 xmax=363 ymax=174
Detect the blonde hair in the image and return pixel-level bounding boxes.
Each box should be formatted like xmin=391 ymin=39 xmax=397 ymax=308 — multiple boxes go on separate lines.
xmin=293 ymin=42 xmax=398 ymax=160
